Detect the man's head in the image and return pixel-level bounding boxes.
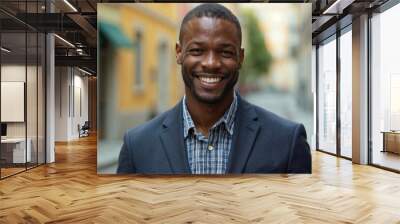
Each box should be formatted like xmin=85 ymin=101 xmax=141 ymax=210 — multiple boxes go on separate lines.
xmin=176 ymin=3 xmax=244 ymax=105
xmin=179 ymin=3 xmax=242 ymax=44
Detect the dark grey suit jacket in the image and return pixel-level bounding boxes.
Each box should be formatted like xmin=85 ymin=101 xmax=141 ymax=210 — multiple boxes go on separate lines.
xmin=117 ymin=96 xmax=311 ymax=174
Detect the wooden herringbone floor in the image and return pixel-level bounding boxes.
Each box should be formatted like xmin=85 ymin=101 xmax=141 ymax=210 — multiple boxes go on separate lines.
xmin=1 ymin=135 xmax=400 ymax=223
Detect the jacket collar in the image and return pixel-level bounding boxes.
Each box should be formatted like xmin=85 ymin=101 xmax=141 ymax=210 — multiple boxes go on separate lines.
xmin=159 ymin=94 xmax=260 ymax=174
xmin=159 ymin=100 xmax=191 ymax=173
xmin=226 ymin=95 xmax=260 ymax=173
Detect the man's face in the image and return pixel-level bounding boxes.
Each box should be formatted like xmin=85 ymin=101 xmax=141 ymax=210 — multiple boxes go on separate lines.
xmin=176 ymin=17 xmax=244 ymax=105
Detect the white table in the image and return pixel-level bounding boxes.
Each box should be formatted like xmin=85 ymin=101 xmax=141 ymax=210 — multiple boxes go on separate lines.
xmin=1 ymin=138 xmax=31 ymax=163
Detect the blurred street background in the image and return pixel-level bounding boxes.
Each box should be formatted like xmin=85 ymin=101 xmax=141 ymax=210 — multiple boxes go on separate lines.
xmin=98 ymin=3 xmax=312 ymax=173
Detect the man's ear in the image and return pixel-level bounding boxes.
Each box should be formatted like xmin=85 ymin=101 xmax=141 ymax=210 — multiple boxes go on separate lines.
xmin=176 ymin=42 xmax=182 ymax=65
xmin=238 ymin=48 xmax=244 ymax=69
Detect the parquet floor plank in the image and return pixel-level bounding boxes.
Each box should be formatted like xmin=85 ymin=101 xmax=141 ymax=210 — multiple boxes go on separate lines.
xmin=1 ymin=134 xmax=400 ymax=223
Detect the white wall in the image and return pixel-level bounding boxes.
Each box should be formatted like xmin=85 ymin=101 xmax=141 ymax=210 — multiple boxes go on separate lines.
xmin=1 ymin=63 xmax=46 ymax=164
xmin=55 ymin=67 xmax=69 ymax=141
xmin=1 ymin=82 xmax=25 ymax=122
xmin=1 ymin=66 xmax=26 ymax=130
xmin=1 ymin=65 xmax=37 ymax=137
xmin=1 ymin=65 xmax=26 ymax=81
xmin=55 ymin=67 xmax=89 ymax=141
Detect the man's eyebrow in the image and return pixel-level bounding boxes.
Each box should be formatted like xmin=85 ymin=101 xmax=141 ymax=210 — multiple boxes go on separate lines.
xmin=186 ymin=42 xmax=236 ymax=48
xmin=186 ymin=41 xmax=205 ymax=46
xmin=183 ymin=40 xmax=239 ymax=50
xmin=219 ymin=43 xmax=236 ymax=48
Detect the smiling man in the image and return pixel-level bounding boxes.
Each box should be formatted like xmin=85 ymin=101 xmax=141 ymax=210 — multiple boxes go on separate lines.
xmin=117 ymin=3 xmax=311 ymax=174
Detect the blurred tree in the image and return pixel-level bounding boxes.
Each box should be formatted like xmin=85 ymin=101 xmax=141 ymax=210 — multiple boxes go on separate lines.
xmin=240 ymin=10 xmax=272 ymax=85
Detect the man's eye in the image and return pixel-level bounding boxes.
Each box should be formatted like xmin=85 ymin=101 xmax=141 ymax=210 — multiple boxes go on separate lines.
xmin=221 ymin=51 xmax=234 ymax=57
xmin=189 ymin=49 xmax=203 ymax=55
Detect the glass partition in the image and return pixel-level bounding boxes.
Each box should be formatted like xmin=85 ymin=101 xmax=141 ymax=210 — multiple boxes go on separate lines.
xmin=0 ymin=1 xmax=46 ymax=179
xmin=1 ymin=30 xmax=28 ymax=177
xmin=38 ymin=32 xmax=45 ymax=165
xmin=317 ymin=36 xmax=337 ymax=154
xmin=371 ymin=3 xmax=400 ymax=171
xmin=339 ymin=28 xmax=352 ymax=158
xmin=27 ymin=30 xmax=38 ymax=169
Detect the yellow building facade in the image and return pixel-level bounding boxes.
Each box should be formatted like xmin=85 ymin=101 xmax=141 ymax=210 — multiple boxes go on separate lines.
xmin=101 ymin=4 xmax=183 ymax=115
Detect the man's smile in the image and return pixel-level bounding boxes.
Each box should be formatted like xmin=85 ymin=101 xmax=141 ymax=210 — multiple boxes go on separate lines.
xmin=199 ymin=76 xmax=222 ymax=84
xmin=193 ymin=72 xmax=226 ymax=89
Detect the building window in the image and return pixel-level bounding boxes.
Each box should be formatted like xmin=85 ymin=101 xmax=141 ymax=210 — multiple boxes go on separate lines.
xmin=339 ymin=28 xmax=352 ymax=158
xmin=371 ymin=3 xmax=400 ymax=171
xmin=317 ymin=36 xmax=337 ymax=154
xmin=134 ymin=31 xmax=143 ymax=91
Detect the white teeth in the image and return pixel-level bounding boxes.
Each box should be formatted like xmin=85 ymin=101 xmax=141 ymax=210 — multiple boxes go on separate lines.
xmin=199 ymin=77 xmax=222 ymax=83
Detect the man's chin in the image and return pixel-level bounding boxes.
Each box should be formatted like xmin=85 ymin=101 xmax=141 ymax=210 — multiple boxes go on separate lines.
xmin=193 ymin=92 xmax=223 ymax=105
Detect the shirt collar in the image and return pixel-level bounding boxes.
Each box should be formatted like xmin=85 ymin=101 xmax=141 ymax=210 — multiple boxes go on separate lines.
xmin=182 ymin=93 xmax=238 ymax=138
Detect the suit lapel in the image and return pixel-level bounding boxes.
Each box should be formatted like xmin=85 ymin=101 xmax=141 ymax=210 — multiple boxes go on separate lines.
xmin=227 ymin=96 xmax=260 ymax=173
xmin=159 ymin=101 xmax=191 ymax=174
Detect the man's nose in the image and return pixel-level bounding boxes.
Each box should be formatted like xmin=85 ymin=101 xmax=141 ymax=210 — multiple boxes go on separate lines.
xmin=201 ymin=51 xmax=221 ymax=70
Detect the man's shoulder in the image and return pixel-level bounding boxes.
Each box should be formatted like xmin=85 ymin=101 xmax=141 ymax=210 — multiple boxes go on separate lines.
xmin=243 ymin=99 xmax=300 ymax=130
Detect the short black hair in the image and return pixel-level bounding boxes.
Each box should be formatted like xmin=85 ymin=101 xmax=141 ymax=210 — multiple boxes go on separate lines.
xmin=179 ymin=3 xmax=242 ymax=44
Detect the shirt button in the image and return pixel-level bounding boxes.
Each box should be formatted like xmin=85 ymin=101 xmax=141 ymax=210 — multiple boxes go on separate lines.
xmin=208 ymin=145 xmax=214 ymax=151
